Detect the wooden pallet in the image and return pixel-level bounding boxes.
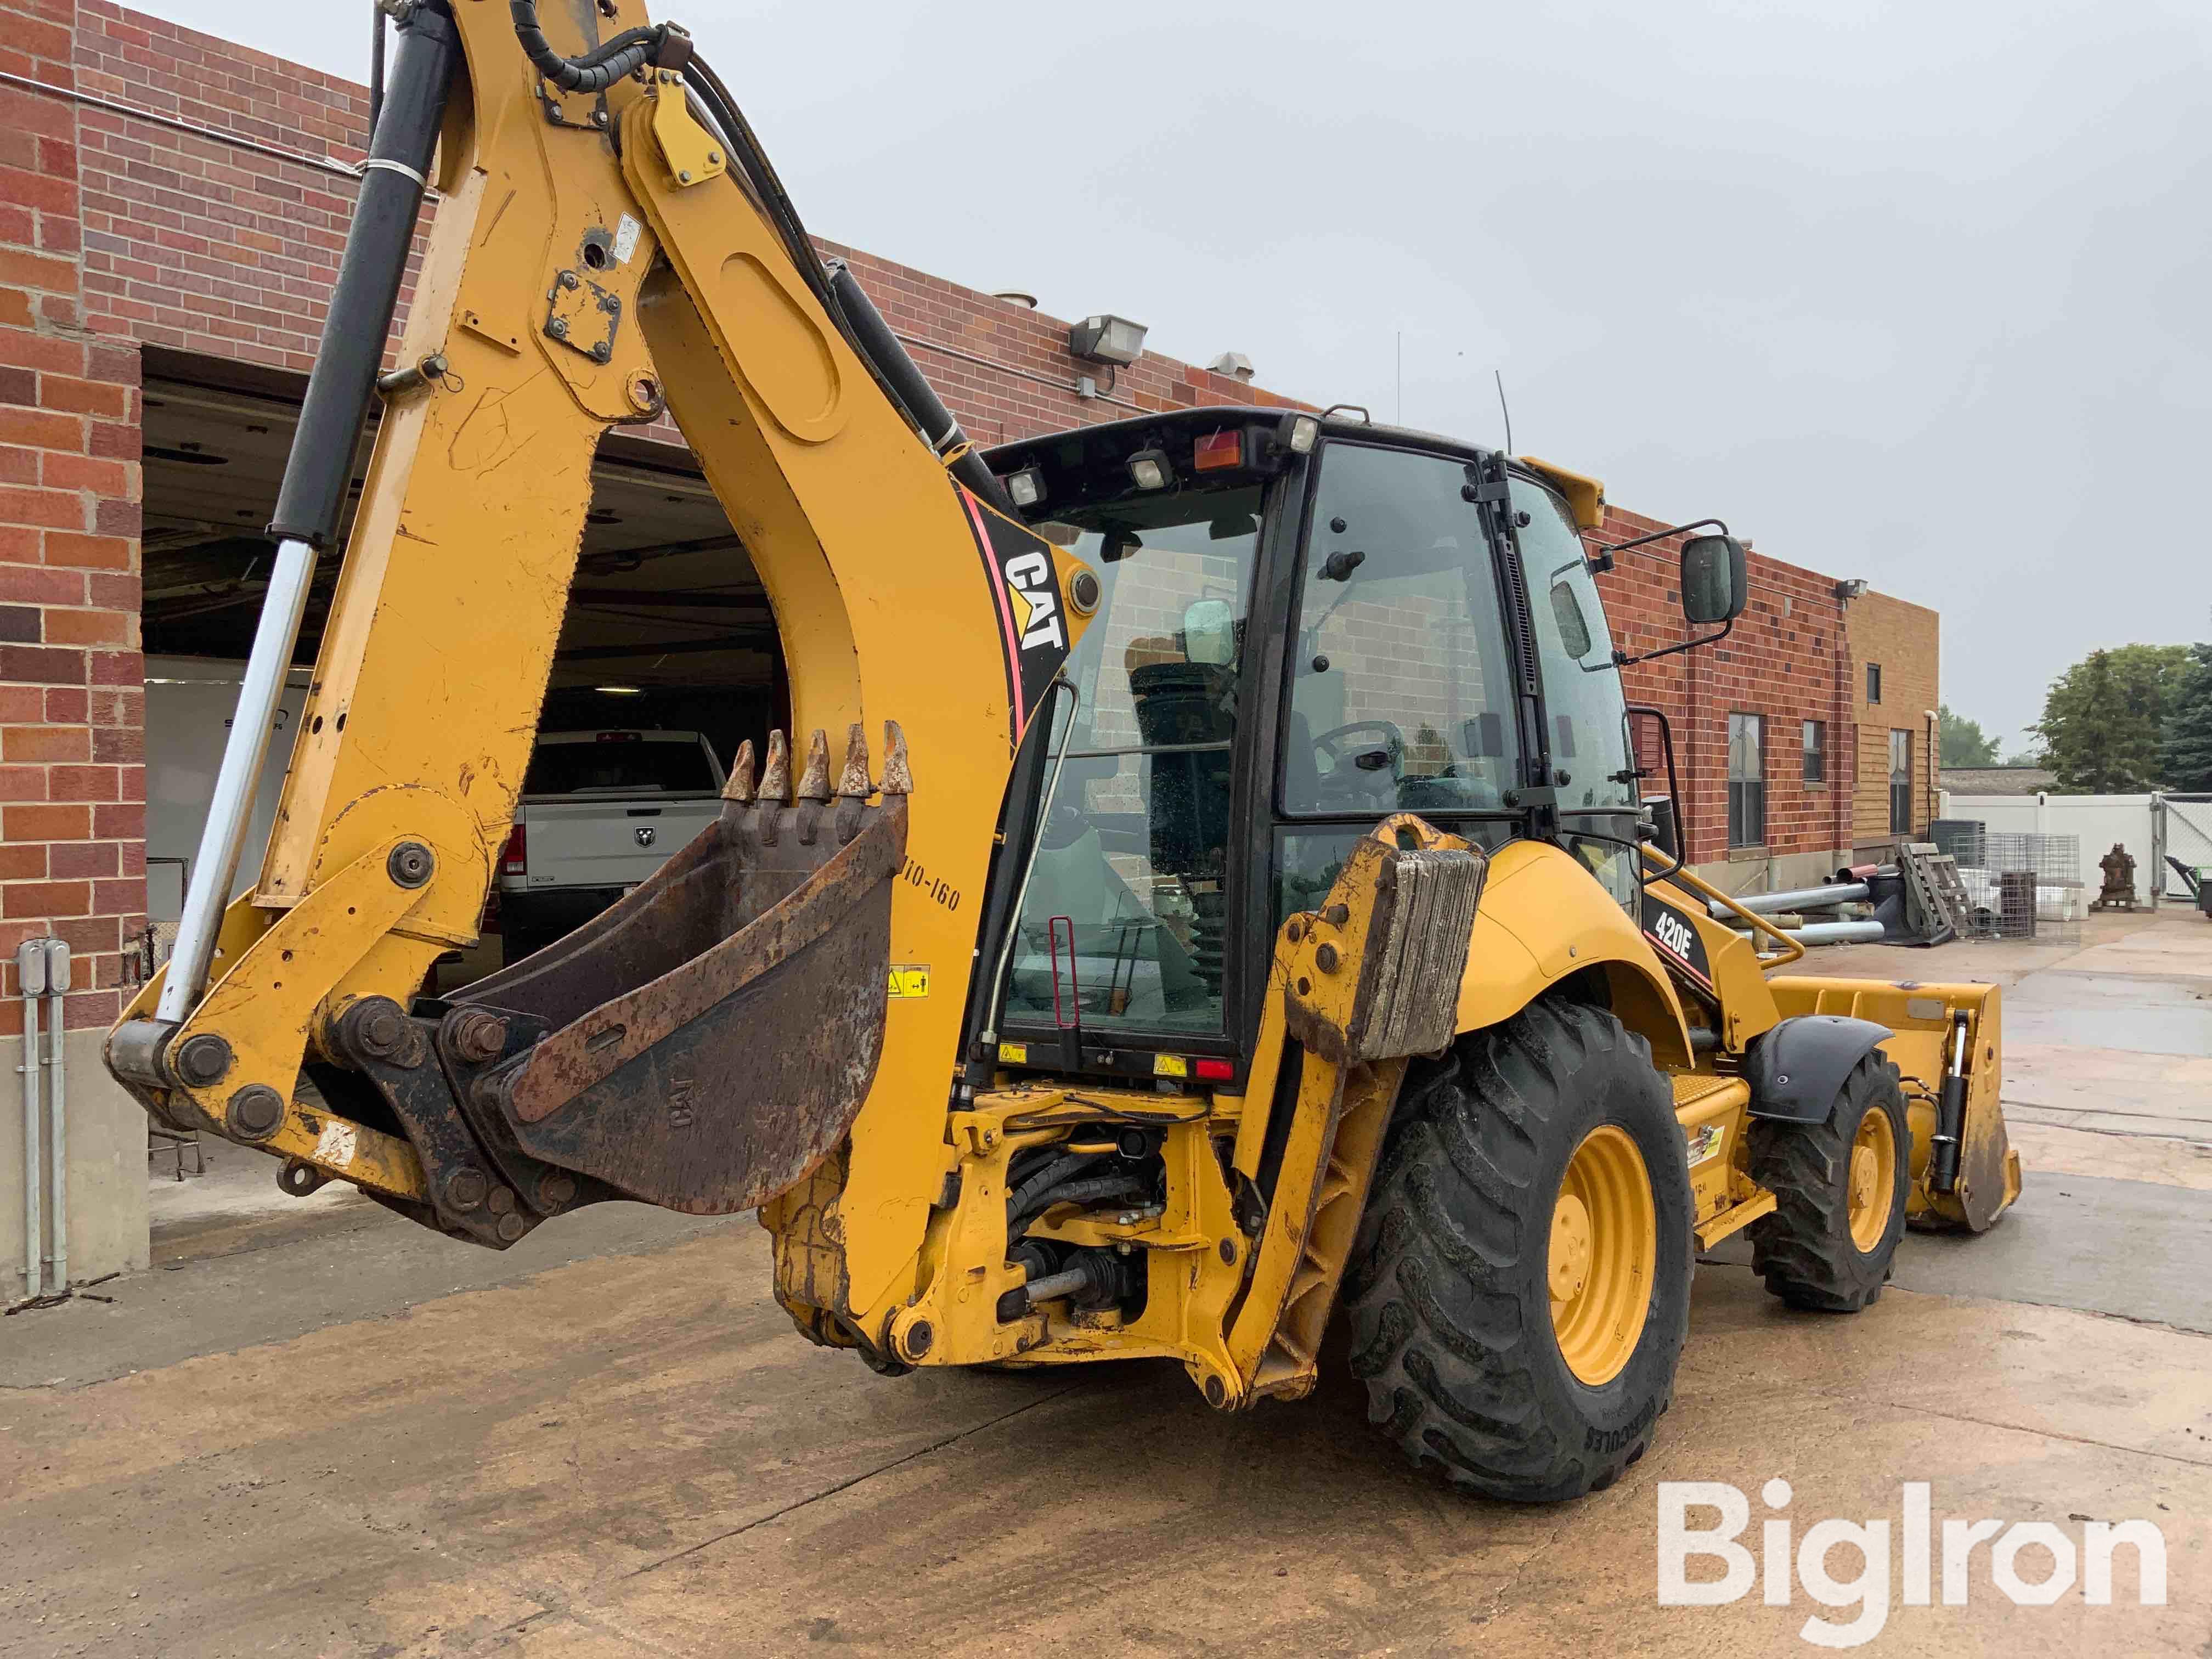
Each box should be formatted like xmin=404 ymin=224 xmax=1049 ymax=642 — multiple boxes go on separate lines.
xmin=1900 ymin=842 xmax=1973 ymax=939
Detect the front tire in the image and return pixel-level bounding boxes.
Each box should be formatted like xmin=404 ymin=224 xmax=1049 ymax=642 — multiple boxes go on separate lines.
xmin=1746 ymin=1052 xmax=1908 ymax=1311
xmin=1343 ymin=999 xmax=1695 ymax=1503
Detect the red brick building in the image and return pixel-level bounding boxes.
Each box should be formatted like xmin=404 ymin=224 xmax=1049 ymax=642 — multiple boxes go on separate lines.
xmin=0 ymin=1 xmax=1934 ymax=1284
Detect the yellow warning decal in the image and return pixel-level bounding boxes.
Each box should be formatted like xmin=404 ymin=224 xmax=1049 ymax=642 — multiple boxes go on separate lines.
xmin=888 ymin=964 xmax=930 ymax=999
xmin=1684 ymin=1122 xmax=1724 ymax=1166
xmin=1154 ymin=1054 xmax=1189 ymax=1078
xmin=998 ymin=1041 xmax=1029 ymax=1064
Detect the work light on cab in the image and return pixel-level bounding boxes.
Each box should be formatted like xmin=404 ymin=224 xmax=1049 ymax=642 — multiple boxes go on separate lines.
xmin=1002 ymin=465 xmax=1045 ymax=508
xmin=1128 ymin=447 xmax=1173 ymax=490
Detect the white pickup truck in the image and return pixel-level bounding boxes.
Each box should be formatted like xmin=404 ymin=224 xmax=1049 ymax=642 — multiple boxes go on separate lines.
xmin=496 ymin=729 xmax=726 ymax=965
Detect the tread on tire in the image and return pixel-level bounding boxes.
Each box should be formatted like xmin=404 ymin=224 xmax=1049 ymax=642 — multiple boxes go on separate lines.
xmin=1342 ymin=997 xmax=1694 ymax=1503
xmin=1746 ymin=1051 xmax=1909 ymax=1312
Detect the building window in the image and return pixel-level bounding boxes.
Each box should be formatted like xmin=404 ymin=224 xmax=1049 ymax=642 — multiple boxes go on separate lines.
xmin=1866 ymin=662 xmax=1882 ymax=704
xmin=1728 ymin=713 xmax=1765 ymax=848
xmin=1889 ymin=729 xmax=1912 ymax=834
xmin=1802 ymin=719 xmax=1825 ymax=783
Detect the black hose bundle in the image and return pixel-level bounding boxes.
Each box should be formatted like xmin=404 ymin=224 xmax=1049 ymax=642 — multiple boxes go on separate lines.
xmin=1010 ymin=1175 xmax=1148 ymax=1235
xmin=1006 ymin=1152 xmax=1110 ymax=1226
xmin=507 ymin=2 xmax=690 ymax=93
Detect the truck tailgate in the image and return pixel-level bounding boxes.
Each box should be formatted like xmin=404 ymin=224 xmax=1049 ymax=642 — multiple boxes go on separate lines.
xmin=515 ymin=795 xmax=722 ymax=891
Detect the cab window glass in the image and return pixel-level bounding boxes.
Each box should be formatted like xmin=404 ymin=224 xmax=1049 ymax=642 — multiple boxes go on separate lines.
xmin=1515 ymin=479 xmax=1635 ymax=812
xmin=1001 ymin=487 xmax=1263 ymax=1035
xmin=1283 ymin=444 xmax=1520 ymax=816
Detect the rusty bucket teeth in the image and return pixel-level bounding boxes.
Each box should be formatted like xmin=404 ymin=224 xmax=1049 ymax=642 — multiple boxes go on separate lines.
xmin=796 ymin=728 xmax=833 ymax=802
xmin=879 ymin=720 xmax=912 ymax=796
xmin=722 ymin=738 xmax=757 ymax=803
xmin=835 ymin=724 xmax=873 ymax=798
xmin=759 ymin=729 xmax=791 ymax=803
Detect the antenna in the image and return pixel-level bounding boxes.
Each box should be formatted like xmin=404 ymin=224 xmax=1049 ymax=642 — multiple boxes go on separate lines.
xmin=1494 ymin=370 xmax=1513 ymax=455
xmin=1395 ymin=330 xmax=1402 ymax=425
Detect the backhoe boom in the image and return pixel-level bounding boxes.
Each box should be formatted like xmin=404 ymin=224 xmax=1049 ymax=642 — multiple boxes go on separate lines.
xmin=107 ymin=1 xmax=1087 ymax=1314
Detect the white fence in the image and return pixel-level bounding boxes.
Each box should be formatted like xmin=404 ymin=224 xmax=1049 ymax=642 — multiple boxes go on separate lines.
xmin=1939 ymin=792 xmax=2187 ymax=905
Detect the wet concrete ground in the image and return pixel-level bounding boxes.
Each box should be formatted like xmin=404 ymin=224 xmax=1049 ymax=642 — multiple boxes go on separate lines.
xmin=4 ymin=910 xmax=2210 ymax=1656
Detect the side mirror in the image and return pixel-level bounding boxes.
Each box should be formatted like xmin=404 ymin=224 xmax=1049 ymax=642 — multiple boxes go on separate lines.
xmin=1548 ymin=578 xmax=1594 ymax=659
xmin=1182 ymin=598 xmax=1235 ymax=665
xmin=1681 ymin=534 xmax=1747 ymax=625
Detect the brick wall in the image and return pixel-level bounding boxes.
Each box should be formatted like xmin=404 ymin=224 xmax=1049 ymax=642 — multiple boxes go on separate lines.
xmin=1846 ymin=589 xmax=1939 ymax=854
xmin=1597 ymin=508 xmax=1855 ymax=874
xmin=1 ymin=0 xmax=145 ymax=1039
xmin=72 ymin=0 xmax=374 ymax=371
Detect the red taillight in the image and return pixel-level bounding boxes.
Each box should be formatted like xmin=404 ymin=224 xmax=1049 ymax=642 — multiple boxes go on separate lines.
xmin=1193 ymin=430 xmax=1242 ymax=471
xmin=1194 ymin=1057 xmax=1234 ymax=1081
xmin=501 ymin=823 xmax=527 ymax=875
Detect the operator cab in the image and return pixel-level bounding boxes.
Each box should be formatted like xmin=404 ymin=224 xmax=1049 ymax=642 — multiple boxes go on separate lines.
xmin=980 ymin=407 xmax=1712 ymax=1087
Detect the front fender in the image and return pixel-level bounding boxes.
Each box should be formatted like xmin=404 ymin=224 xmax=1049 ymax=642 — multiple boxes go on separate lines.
xmin=1742 ymin=1014 xmax=1891 ymax=1122
xmin=1458 ymin=840 xmax=1696 ymax=1069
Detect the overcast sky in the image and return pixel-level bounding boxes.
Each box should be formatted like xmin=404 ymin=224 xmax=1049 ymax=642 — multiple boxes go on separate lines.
xmin=138 ymin=1 xmax=2211 ymax=751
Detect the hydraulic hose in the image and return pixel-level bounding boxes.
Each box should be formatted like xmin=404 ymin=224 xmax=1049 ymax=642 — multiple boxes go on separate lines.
xmin=1006 ymin=1151 xmax=1110 ymax=1224
xmin=502 ymin=7 xmax=1006 ymax=509
xmin=1008 ymin=1173 xmax=1148 ymax=1235
xmin=673 ymin=52 xmax=1017 ymax=512
xmin=506 ymin=2 xmax=687 ymax=92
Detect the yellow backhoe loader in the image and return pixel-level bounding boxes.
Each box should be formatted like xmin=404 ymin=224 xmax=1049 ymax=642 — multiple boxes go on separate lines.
xmin=106 ymin=1 xmax=2021 ymax=1500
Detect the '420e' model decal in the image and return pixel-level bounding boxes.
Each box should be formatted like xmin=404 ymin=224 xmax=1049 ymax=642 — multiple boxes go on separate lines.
xmin=956 ymin=483 xmax=1077 ymax=747
xmin=1641 ymin=889 xmax=1714 ymax=990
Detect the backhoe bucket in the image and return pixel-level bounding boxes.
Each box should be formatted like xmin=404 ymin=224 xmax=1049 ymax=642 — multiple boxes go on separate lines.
xmin=450 ymin=724 xmax=909 ymax=1215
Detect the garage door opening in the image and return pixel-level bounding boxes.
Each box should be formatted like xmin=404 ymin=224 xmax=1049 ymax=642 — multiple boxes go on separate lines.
xmin=139 ymin=362 xmax=785 ymax=986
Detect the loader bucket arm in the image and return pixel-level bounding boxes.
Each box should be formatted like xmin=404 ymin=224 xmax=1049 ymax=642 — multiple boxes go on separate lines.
xmin=104 ymin=3 xmax=1091 ymax=1288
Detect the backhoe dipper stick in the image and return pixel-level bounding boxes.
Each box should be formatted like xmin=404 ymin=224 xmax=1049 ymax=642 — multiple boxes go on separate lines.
xmin=155 ymin=3 xmax=460 ymax=1028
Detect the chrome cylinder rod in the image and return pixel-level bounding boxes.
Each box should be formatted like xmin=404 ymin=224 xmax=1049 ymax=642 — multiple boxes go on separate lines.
xmin=154 ymin=538 xmax=316 ymax=1024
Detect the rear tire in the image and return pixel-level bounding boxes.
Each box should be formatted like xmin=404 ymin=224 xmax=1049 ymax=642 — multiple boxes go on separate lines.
xmin=1746 ymin=1052 xmax=1908 ymax=1311
xmin=1342 ymin=998 xmax=1695 ymax=1503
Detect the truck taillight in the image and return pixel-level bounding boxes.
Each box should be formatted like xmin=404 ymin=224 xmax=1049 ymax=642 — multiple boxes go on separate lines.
xmin=501 ymin=823 xmax=527 ymax=875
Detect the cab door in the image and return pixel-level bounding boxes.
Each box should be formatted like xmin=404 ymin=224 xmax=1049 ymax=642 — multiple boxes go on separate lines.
xmin=1509 ymin=471 xmax=1643 ymax=910
xmin=1268 ymin=439 xmax=1531 ymax=926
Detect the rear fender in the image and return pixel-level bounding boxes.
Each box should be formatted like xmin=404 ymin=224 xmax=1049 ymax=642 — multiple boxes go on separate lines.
xmin=1458 ymin=839 xmax=1695 ymax=1069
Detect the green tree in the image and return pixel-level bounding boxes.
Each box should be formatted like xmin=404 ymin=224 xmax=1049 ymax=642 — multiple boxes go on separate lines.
xmin=2032 ymin=644 xmax=2191 ymax=792
xmin=1937 ymin=704 xmax=2000 ymax=766
xmin=2161 ymin=644 xmax=2212 ymax=791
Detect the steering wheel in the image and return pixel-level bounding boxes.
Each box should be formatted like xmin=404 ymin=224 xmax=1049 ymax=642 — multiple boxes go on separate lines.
xmin=1310 ymin=720 xmax=1406 ymax=807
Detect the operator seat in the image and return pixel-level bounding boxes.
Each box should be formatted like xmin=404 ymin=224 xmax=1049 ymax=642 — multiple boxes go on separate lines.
xmin=1127 ymin=637 xmax=1237 ymax=1000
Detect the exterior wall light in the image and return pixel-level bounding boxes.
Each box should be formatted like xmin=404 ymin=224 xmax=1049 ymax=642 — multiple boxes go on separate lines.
xmin=1069 ymin=314 xmax=1148 ymax=365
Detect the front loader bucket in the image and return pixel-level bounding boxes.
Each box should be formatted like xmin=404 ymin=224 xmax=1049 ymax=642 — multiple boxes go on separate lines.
xmin=450 ymin=724 xmax=909 ymax=1215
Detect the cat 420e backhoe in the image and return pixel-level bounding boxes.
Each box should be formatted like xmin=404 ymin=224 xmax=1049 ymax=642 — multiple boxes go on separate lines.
xmin=106 ymin=1 xmax=2021 ymax=1500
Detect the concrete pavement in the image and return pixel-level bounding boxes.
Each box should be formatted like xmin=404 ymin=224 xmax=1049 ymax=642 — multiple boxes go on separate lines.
xmin=4 ymin=909 xmax=2210 ymax=1657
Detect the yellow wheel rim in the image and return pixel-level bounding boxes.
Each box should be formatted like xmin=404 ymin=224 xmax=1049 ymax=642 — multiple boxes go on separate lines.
xmin=1548 ymin=1125 xmax=1657 ymax=1387
xmin=1847 ymin=1107 xmax=1898 ymax=1251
